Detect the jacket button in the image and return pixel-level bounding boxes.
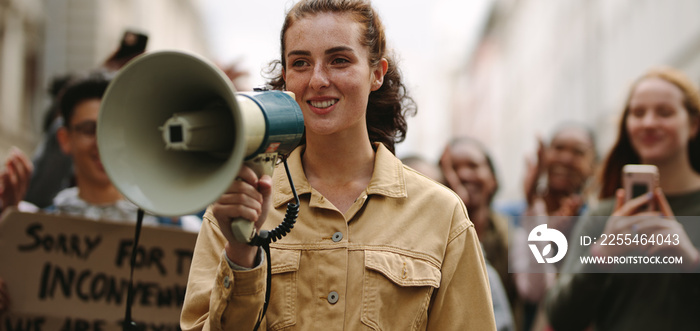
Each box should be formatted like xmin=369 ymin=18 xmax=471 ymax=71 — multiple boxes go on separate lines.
xmin=223 ymin=276 xmax=231 ymax=289
xmin=332 ymin=232 xmax=343 ymax=242
xmin=327 ymin=291 xmax=339 ymax=304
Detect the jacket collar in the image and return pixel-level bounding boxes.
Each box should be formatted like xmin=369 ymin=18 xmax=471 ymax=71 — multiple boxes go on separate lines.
xmin=272 ymin=143 xmax=407 ymax=208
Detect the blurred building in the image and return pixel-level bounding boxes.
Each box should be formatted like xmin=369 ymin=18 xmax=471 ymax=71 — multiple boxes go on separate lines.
xmin=0 ymin=0 xmax=211 ymax=162
xmin=0 ymin=0 xmax=43 ymax=160
xmin=453 ymin=0 xmax=700 ymax=202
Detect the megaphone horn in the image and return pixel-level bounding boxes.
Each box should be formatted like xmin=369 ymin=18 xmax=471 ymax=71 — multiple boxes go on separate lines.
xmin=97 ymin=51 xmax=304 ymax=241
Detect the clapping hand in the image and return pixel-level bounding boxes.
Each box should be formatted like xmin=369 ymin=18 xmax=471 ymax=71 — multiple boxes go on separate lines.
xmin=0 ymin=147 xmax=33 ymax=212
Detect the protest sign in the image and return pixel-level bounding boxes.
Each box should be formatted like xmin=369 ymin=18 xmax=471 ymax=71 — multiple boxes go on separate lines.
xmin=0 ymin=209 xmax=198 ymax=331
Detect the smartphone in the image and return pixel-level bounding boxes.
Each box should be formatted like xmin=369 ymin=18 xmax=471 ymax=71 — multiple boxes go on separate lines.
xmin=622 ymin=164 xmax=659 ymax=210
xmin=117 ymin=30 xmax=148 ymax=56
xmin=103 ymin=30 xmax=148 ymax=69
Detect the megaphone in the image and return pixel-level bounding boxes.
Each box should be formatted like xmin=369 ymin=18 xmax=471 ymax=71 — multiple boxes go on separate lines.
xmin=97 ymin=51 xmax=304 ymax=242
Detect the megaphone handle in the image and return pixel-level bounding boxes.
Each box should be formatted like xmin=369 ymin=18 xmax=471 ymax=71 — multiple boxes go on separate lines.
xmin=230 ymin=154 xmax=279 ymax=243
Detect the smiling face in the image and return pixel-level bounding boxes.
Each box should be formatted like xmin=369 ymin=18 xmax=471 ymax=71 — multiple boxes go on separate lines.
xmin=448 ymin=142 xmax=497 ymax=209
xmin=57 ymin=98 xmax=111 ymax=188
xmin=626 ymin=77 xmax=699 ymax=165
xmin=282 ymin=12 xmax=387 ymax=140
xmin=545 ymin=127 xmax=596 ymax=195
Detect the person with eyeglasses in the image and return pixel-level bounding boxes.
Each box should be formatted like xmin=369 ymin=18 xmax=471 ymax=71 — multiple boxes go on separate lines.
xmin=1 ymin=71 xmax=209 ymax=231
xmin=34 ymin=72 xmax=161 ymax=224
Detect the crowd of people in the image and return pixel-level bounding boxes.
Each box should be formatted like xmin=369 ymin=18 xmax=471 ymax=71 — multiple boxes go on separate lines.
xmin=430 ymin=64 xmax=700 ymax=331
xmin=2 ymin=0 xmax=700 ymax=330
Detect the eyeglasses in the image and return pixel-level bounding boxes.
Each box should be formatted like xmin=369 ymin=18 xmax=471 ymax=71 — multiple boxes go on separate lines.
xmin=69 ymin=120 xmax=97 ymax=137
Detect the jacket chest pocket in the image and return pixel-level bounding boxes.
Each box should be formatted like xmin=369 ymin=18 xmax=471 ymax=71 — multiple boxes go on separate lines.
xmin=267 ymin=248 xmax=301 ymax=331
xmin=361 ymin=250 xmax=441 ymax=331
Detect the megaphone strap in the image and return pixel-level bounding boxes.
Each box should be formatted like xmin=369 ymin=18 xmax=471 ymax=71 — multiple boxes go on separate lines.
xmin=249 ymin=159 xmax=299 ymax=248
xmin=249 ymin=159 xmax=300 ymax=331
xmin=123 ymin=209 xmax=145 ymax=331
xmin=252 ymin=243 xmax=272 ymax=331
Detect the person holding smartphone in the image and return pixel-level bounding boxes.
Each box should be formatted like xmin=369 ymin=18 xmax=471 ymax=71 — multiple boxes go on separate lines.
xmin=180 ymin=1 xmax=496 ymax=330
xmin=546 ymin=66 xmax=700 ymax=331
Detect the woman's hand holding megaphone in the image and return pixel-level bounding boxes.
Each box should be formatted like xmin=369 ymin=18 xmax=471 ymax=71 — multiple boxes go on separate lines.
xmin=213 ymin=165 xmax=273 ymax=268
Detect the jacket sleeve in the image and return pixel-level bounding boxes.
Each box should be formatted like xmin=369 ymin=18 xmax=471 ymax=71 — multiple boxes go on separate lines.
xmin=180 ymin=210 xmax=267 ymax=331
xmin=427 ymin=203 xmax=497 ymax=330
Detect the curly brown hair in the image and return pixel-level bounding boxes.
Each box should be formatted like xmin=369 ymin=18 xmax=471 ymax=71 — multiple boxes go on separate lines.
xmin=264 ymin=0 xmax=416 ymax=153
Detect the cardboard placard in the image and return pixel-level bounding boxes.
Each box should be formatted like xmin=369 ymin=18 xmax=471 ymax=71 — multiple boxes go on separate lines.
xmin=0 ymin=209 xmax=197 ymax=331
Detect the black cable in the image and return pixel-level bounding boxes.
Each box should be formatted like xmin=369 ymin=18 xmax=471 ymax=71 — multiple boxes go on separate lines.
xmin=250 ymin=159 xmax=299 ymax=246
xmin=250 ymin=159 xmax=299 ymax=331
xmin=123 ymin=208 xmax=144 ymax=331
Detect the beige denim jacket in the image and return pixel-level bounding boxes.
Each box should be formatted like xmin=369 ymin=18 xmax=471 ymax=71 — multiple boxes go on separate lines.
xmin=181 ymin=144 xmax=496 ymax=330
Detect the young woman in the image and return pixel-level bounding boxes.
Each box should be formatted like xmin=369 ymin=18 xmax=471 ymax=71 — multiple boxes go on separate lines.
xmin=180 ymin=1 xmax=496 ymax=330
xmin=546 ymin=66 xmax=700 ymax=331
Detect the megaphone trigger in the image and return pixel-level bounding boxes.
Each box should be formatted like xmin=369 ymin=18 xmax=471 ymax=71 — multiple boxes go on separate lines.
xmin=231 ymin=218 xmax=257 ymax=243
